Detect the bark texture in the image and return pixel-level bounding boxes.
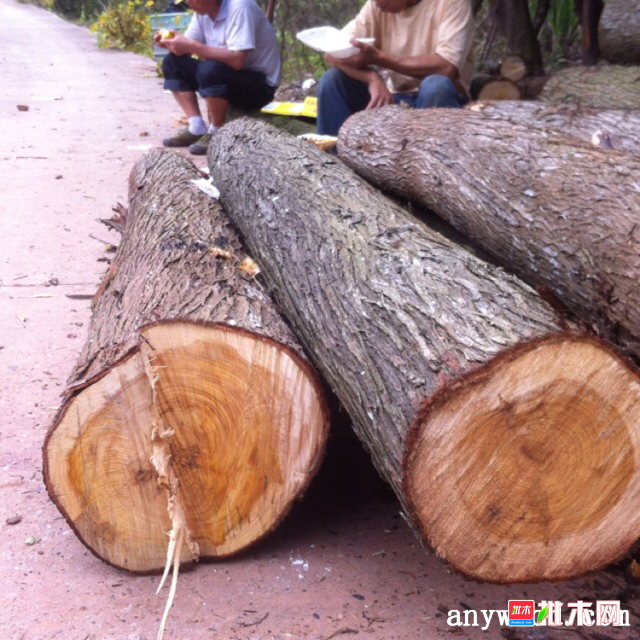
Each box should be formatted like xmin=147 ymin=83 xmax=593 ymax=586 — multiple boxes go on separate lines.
xmin=227 ymin=106 xmax=315 ymax=136
xmin=208 ymin=119 xmax=640 ymax=582
xmin=338 ymin=106 xmax=640 ymax=357
xmin=68 ymin=150 xmax=303 ymax=389
xmin=599 ymin=0 xmax=640 ymax=64
xmin=469 ymin=100 xmax=640 ymax=156
xmin=540 ymin=64 xmax=640 ymax=109
xmin=44 ymin=149 xmax=329 ymax=572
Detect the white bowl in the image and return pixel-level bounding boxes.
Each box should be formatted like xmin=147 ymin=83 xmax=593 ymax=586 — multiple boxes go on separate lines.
xmin=296 ymin=26 xmax=374 ymax=59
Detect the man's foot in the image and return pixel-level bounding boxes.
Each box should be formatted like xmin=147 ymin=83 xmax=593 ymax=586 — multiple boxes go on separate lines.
xmin=162 ymin=128 xmax=203 ymax=148
xmin=188 ymin=133 xmax=212 ymax=156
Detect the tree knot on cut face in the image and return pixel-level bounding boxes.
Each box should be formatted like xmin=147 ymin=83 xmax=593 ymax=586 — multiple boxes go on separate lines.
xmin=149 ymin=425 xmax=176 ymax=487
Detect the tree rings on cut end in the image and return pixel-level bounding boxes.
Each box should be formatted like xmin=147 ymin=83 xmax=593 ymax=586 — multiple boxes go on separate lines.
xmin=44 ymin=322 xmax=328 ymax=573
xmin=478 ymin=79 xmax=521 ymax=101
xmin=499 ymin=55 xmax=527 ymax=82
xmin=405 ymin=336 xmax=640 ymax=583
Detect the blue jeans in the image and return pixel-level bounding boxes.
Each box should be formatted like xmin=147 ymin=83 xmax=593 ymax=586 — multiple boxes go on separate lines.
xmin=316 ymin=68 xmax=468 ymax=136
xmin=162 ymin=53 xmax=275 ymax=110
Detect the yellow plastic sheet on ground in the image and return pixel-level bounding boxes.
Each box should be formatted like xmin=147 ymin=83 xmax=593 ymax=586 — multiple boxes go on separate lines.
xmin=261 ymin=97 xmax=317 ymax=119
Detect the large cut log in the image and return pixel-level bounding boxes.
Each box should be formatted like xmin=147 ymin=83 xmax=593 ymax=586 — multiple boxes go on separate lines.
xmin=599 ymin=0 xmax=640 ymax=64
xmin=43 ymin=149 xmax=329 ymax=573
xmin=208 ymin=119 xmax=640 ymax=583
xmin=468 ymin=100 xmax=640 ymax=156
xmin=338 ymin=105 xmax=640 ymax=357
xmin=540 ymin=64 xmax=640 ymax=109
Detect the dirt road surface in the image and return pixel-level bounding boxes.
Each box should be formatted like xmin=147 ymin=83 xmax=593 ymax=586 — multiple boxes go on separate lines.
xmin=1 ymin=1 xmax=638 ymax=639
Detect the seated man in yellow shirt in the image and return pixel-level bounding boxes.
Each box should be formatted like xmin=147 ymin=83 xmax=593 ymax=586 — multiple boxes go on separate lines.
xmin=317 ymin=0 xmax=475 ymax=136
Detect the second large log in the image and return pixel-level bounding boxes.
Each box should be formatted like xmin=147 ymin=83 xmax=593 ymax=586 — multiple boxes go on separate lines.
xmin=209 ymin=120 xmax=640 ymax=583
xmin=540 ymin=64 xmax=640 ymax=110
xmin=338 ymin=105 xmax=640 ymax=356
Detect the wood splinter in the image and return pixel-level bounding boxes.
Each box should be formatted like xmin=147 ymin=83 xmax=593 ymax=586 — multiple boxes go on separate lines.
xmin=143 ymin=344 xmax=199 ymax=640
xmin=150 ymin=427 xmax=197 ymax=640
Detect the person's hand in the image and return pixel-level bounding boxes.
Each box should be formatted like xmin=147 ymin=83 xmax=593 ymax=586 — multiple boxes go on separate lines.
xmin=155 ymin=29 xmax=175 ymax=46
xmin=366 ymin=74 xmax=393 ymax=110
xmin=324 ymin=52 xmax=342 ymax=68
xmin=328 ymin=40 xmax=380 ymax=70
xmin=349 ymin=39 xmax=380 ymax=66
xmin=164 ymin=34 xmax=194 ymax=57
xmin=153 ymin=30 xmax=168 ymax=48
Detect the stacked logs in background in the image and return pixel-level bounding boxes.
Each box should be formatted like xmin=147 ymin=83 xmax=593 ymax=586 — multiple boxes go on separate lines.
xmin=471 ymin=55 xmax=525 ymax=102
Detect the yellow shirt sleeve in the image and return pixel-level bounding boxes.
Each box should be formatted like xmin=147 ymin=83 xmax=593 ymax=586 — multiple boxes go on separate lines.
xmin=434 ymin=0 xmax=475 ymax=73
xmin=341 ymin=1 xmax=379 ymax=44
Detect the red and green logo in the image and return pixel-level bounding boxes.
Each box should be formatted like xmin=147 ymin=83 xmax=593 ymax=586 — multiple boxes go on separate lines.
xmin=509 ymin=600 xmax=535 ymax=626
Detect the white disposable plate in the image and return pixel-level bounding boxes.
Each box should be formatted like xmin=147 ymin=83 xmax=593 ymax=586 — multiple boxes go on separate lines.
xmin=296 ymin=26 xmax=374 ymax=58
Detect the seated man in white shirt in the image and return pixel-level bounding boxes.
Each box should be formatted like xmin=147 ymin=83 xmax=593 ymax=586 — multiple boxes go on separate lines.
xmin=317 ymin=0 xmax=475 ymax=136
xmin=156 ymin=0 xmax=281 ymax=155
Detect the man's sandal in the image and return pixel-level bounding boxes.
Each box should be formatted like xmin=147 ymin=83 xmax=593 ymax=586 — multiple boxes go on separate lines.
xmin=162 ymin=128 xmax=204 ymax=148
xmin=188 ymin=133 xmax=212 ymax=156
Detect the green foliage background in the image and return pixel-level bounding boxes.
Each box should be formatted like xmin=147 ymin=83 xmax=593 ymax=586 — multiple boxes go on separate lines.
xmin=90 ymin=0 xmax=155 ymax=56
xmin=31 ymin=0 xmax=365 ymax=78
xmin=28 ymin=0 xmax=168 ymax=21
xmin=30 ymin=0 xmax=585 ymax=81
xmin=268 ymin=0 xmax=365 ymax=80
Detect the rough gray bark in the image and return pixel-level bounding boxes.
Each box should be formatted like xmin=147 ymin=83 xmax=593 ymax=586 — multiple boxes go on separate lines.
xmin=599 ymin=0 xmax=640 ymax=64
xmin=208 ymin=120 xmax=640 ymax=582
xmin=540 ymin=64 xmax=640 ymax=109
xmin=469 ymin=100 xmax=640 ymax=156
xmin=68 ymin=148 xmax=304 ymax=389
xmin=209 ymin=118 xmax=557 ymax=508
xmin=338 ymin=106 xmax=640 ymax=357
xmin=44 ymin=149 xmax=328 ymax=573
xmin=227 ymin=106 xmax=315 ymax=136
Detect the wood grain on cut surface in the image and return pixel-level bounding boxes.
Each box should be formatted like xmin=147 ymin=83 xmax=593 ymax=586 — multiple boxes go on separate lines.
xmin=406 ymin=337 xmax=640 ymax=582
xmin=44 ymin=150 xmax=329 ymax=573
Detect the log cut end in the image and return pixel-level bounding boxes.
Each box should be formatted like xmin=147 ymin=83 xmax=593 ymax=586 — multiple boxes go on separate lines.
xmin=499 ymin=55 xmax=527 ymax=83
xmin=405 ymin=336 xmax=640 ymax=583
xmin=477 ymin=79 xmax=522 ymax=102
xmin=44 ymin=322 xmax=328 ymax=573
